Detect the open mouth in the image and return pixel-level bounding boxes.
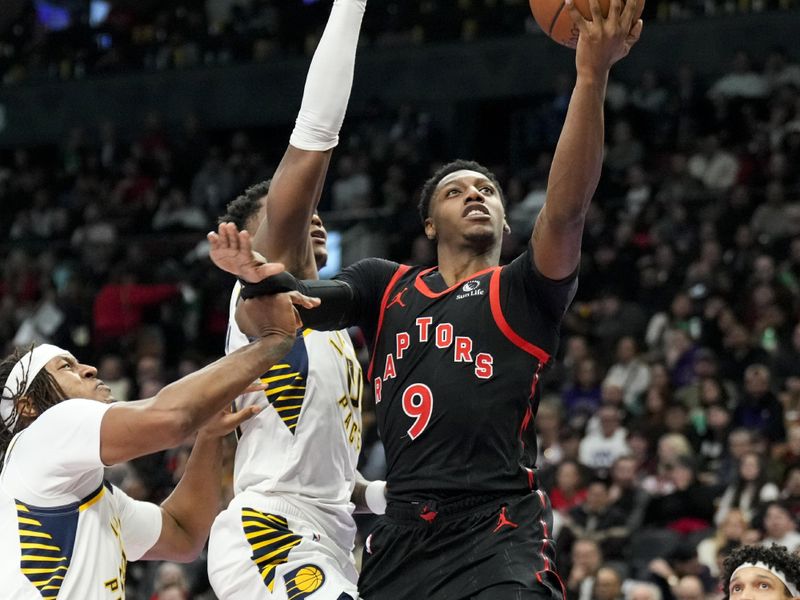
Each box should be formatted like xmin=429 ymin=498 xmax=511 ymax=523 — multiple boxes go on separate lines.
xmin=462 ymin=204 xmax=491 ymax=220
xmin=310 ymin=229 xmax=327 ymax=244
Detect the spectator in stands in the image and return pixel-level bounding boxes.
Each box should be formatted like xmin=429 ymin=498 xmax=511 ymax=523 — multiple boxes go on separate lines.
xmin=562 ymin=478 xmax=629 ymax=562
xmin=780 ymin=465 xmax=800 ymax=519
xmin=696 ymin=402 xmax=734 ymax=482
xmin=92 ymin=267 xmax=181 ymax=348
xmin=643 ymin=455 xmax=720 ymax=534
xmin=603 ymin=336 xmax=651 ymax=411
xmin=563 ymin=356 xmax=605 ymax=427
xmin=697 ymin=508 xmax=748 ymax=577
xmin=708 ymin=50 xmax=769 ymax=100
xmin=550 ymin=459 xmax=589 ymax=513
xmin=626 ymin=582 xmax=662 ymax=600
xmin=594 ymin=565 xmax=626 ymax=600
xmin=608 ymin=455 xmax=650 ymax=533
xmin=734 ymin=364 xmax=786 ymax=442
xmin=580 ymin=404 xmax=631 ymax=473
xmin=715 ymin=451 xmax=780 ymax=525
xmin=565 ymin=538 xmax=604 ymax=600
xmin=536 ymin=396 xmax=567 ymax=467
xmin=761 ymin=501 xmax=800 ymax=552
xmin=673 ymin=576 xmax=705 ymax=600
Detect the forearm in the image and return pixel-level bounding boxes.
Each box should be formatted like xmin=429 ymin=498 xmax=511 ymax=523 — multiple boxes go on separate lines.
xmin=152 ymin=335 xmax=293 ymax=435
xmin=545 ymin=75 xmax=608 ymax=224
xmin=158 ymin=432 xmax=224 ymax=560
xmin=351 ymin=471 xmax=386 ymax=515
xmin=352 ymin=472 xmax=369 ymax=514
xmin=258 ymin=0 xmax=366 ymax=275
xmin=239 ymin=274 xmax=357 ymax=331
xmin=288 ymin=0 xmax=366 ymax=153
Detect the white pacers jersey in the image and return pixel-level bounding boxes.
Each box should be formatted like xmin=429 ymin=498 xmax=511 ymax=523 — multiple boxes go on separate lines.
xmin=225 ymin=282 xmax=363 ymax=545
xmin=0 ymin=400 xmax=162 ymax=600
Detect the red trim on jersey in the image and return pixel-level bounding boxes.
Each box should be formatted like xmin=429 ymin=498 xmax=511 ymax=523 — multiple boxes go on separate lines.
xmin=536 ymin=570 xmax=567 ymax=600
xmin=367 ymin=265 xmax=412 ymax=381
xmin=413 ymin=266 xmax=496 ymax=298
xmin=534 ymin=489 xmax=566 ymax=600
xmin=489 ymin=268 xmax=550 ymax=363
xmin=519 ymin=405 xmax=532 ymax=449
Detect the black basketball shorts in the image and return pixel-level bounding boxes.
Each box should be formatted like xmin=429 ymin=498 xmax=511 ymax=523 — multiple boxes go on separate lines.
xmin=358 ymin=490 xmax=565 ymax=600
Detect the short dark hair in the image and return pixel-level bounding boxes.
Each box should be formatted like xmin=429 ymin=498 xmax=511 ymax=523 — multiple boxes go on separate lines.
xmin=417 ymin=159 xmax=504 ymax=224
xmin=721 ymin=544 xmax=800 ymax=600
xmin=0 ymin=346 xmax=68 ymax=458
xmin=218 ymin=180 xmax=271 ymax=230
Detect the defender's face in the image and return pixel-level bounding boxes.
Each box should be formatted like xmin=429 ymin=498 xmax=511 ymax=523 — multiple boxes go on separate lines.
xmin=426 ymin=170 xmax=506 ymax=248
xmin=45 ymin=354 xmax=114 ymax=403
xmin=729 ymin=567 xmax=792 ymax=600
xmin=310 ymin=212 xmax=328 ymax=270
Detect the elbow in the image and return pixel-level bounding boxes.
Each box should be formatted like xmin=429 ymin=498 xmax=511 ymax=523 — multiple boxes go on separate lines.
xmin=171 ymin=541 xmax=206 ymax=564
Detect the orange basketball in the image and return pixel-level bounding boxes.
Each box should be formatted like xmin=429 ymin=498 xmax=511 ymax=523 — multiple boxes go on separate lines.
xmin=530 ymin=0 xmax=645 ymax=48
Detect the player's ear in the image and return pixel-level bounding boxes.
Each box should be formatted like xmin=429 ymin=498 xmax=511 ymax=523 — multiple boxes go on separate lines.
xmin=424 ymin=218 xmax=436 ymax=241
xmin=503 ymin=219 xmax=511 ymax=234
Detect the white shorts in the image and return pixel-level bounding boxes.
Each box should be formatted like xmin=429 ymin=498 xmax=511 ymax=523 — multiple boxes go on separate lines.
xmin=208 ymin=492 xmax=359 ymax=600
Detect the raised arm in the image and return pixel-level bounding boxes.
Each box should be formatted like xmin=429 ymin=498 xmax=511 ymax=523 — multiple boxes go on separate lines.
xmin=252 ymin=0 xmax=366 ymax=279
xmin=98 ymin=283 xmax=318 ymax=466
xmin=531 ymin=0 xmax=643 ymax=280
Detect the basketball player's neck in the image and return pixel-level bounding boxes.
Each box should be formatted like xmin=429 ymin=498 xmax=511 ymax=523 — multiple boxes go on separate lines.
xmin=435 ymin=243 xmax=500 ymax=287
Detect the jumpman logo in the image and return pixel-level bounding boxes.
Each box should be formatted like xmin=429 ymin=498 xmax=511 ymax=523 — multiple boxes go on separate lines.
xmin=386 ymin=287 xmax=408 ymax=310
xmin=493 ymin=506 xmax=518 ymax=533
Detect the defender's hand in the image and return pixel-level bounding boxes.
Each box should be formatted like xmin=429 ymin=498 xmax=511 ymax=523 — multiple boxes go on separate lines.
xmin=235 ymin=291 xmax=319 ymax=339
xmin=567 ymin=0 xmax=643 ymax=78
xmin=208 ymin=223 xmax=284 ymax=283
xmin=199 ymin=405 xmax=262 ymax=439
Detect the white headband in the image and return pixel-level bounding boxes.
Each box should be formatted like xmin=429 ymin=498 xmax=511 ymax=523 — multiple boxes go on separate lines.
xmin=731 ymin=561 xmax=800 ymax=598
xmin=1 ymin=344 xmax=68 ymax=432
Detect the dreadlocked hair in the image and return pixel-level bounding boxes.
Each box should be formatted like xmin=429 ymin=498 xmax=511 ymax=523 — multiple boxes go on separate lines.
xmin=721 ymin=543 xmax=800 ymax=600
xmin=417 ymin=159 xmax=505 ymax=225
xmin=218 ymin=180 xmax=271 ymax=231
xmin=0 ymin=346 xmax=68 ymax=459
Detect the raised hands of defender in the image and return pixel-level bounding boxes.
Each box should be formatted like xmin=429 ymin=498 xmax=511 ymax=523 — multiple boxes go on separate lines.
xmin=208 ymin=222 xmax=283 ymax=284
xmin=199 ymin=404 xmax=262 ymax=438
xmin=235 ymin=290 xmax=320 ymax=339
xmin=566 ymin=0 xmax=643 ymax=76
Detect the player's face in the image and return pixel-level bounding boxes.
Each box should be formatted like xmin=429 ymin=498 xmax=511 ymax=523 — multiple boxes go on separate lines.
xmin=45 ymin=354 xmax=114 ymax=403
xmin=729 ymin=568 xmax=792 ymax=600
xmin=310 ymin=212 xmax=328 ymax=270
xmin=426 ymin=170 xmax=507 ymax=251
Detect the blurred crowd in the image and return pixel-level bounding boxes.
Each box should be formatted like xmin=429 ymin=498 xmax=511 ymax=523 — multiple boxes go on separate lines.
xmin=2 ymin=9 xmax=800 ymax=600
xmin=1 ymin=0 xmax=798 ymax=85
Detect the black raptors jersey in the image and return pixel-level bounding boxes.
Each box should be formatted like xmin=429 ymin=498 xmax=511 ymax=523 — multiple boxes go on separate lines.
xmin=335 ymin=245 xmax=577 ymax=503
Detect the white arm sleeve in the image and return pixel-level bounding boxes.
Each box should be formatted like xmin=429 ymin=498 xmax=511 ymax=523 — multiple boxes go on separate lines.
xmin=1 ymin=399 xmax=112 ymax=505
xmin=112 ymin=484 xmax=163 ymax=561
xmin=289 ymin=0 xmax=367 ymax=151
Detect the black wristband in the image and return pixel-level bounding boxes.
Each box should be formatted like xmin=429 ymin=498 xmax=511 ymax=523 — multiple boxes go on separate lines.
xmin=239 ymin=271 xmax=299 ymax=299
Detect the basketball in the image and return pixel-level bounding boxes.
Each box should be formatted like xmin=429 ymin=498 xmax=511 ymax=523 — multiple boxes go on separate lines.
xmin=530 ymin=0 xmax=645 ymax=48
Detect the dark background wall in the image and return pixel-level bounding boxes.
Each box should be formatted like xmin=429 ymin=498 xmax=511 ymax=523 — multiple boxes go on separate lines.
xmin=0 ymin=11 xmax=788 ymax=149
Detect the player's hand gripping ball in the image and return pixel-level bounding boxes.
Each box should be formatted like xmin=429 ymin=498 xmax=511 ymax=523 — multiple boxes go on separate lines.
xmin=531 ymin=0 xmax=645 ymax=47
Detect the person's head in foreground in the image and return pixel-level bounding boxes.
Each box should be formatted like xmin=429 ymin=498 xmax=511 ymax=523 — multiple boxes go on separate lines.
xmin=722 ymin=544 xmax=800 ymax=600
xmin=1 ymin=344 xmax=110 ymax=453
